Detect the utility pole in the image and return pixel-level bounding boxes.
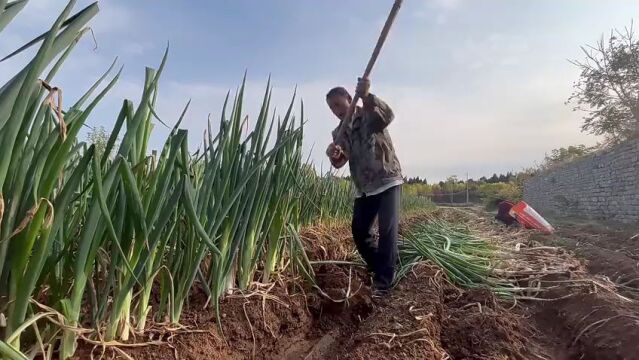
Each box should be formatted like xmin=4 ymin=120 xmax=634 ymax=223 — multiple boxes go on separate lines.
xmin=449 ymin=178 xmax=453 ymax=204
xmin=466 ymin=172 xmax=470 ymax=204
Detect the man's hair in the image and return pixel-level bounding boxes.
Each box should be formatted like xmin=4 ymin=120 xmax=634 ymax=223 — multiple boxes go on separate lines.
xmin=326 ymin=86 xmax=352 ymax=101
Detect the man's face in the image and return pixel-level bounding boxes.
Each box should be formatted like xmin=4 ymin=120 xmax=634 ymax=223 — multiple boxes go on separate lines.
xmin=326 ymin=95 xmax=350 ymax=121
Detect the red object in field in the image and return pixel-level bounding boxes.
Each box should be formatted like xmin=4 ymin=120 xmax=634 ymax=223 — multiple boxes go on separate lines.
xmin=509 ymin=201 xmax=555 ymax=234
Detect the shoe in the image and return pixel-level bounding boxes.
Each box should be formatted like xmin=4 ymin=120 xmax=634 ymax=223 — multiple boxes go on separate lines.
xmin=371 ymin=286 xmax=391 ymax=298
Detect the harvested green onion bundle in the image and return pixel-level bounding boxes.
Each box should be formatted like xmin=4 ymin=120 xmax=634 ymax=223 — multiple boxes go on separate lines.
xmin=397 ymin=220 xmax=515 ymax=296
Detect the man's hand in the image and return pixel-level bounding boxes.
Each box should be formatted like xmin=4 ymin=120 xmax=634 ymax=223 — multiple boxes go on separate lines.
xmin=355 ymin=77 xmax=370 ymax=98
xmin=326 ymin=143 xmax=343 ymax=159
xmin=330 ymin=155 xmax=348 ymax=169
xmin=326 ymin=142 xmax=347 ymax=169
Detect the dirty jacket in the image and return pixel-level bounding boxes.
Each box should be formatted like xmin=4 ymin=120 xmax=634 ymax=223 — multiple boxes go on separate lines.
xmin=332 ymin=93 xmax=403 ymax=196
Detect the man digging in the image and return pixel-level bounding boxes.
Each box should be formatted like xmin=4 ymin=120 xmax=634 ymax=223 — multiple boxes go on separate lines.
xmin=325 ymin=78 xmax=403 ymax=296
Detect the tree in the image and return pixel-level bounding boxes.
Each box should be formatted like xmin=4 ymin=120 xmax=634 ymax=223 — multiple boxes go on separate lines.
xmin=568 ymin=22 xmax=639 ymax=144
xmin=87 ymin=126 xmax=110 ymax=159
xmin=405 ymin=176 xmax=428 ymax=184
xmin=543 ymin=144 xmax=596 ymax=168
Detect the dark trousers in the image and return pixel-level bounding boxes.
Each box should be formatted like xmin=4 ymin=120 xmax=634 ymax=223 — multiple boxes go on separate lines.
xmin=351 ymin=185 xmax=400 ymax=290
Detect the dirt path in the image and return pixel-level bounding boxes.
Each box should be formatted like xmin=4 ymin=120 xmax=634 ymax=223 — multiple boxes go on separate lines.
xmin=300 ymin=264 xmax=533 ymax=360
xmin=79 ymin=210 xmax=639 ymax=359
xmin=531 ymin=220 xmax=639 ymax=299
xmin=450 ymin=208 xmax=639 ymax=360
xmin=530 ymin=224 xmax=639 ymax=360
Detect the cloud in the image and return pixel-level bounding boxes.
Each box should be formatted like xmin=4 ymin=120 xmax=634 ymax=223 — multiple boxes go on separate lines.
xmin=372 ymin=74 xmax=595 ymax=180
xmin=413 ymin=0 xmax=463 ymax=20
xmin=1 ymin=0 xmax=600 ymax=183
xmin=121 ymin=42 xmax=155 ymax=55
xmin=9 ymin=1 xmax=134 ymax=36
xmin=452 ymin=33 xmax=530 ymax=69
xmin=114 ymin=72 xmax=595 ymax=182
xmin=431 ymin=0 xmax=463 ymax=10
xmin=0 ymin=1 xmax=135 ymax=77
xmin=15 ymin=0 xmax=59 ymax=23
xmin=435 ymin=13 xmax=449 ymax=25
xmin=91 ymin=2 xmax=135 ymax=35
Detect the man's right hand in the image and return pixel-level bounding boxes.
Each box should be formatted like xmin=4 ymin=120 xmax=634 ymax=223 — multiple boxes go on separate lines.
xmin=330 ymin=153 xmax=348 ymax=169
xmin=326 ymin=143 xmax=347 ymax=168
xmin=326 ymin=143 xmax=343 ymax=159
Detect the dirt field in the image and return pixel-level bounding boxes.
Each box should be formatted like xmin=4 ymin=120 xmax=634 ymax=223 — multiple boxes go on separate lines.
xmin=455 ymin=208 xmax=639 ymax=360
xmin=77 ymin=209 xmax=639 ymax=360
xmin=532 ymin=219 xmax=639 ymax=300
xmin=526 ymin=218 xmax=639 ymax=360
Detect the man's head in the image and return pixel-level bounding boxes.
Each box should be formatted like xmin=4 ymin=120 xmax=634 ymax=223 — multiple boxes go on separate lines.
xmin=326 ymin=86 xmax=352 ymax=120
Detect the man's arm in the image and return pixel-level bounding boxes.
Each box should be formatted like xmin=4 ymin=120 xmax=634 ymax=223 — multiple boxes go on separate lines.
xmin=362 ymin=93 xmax=394 ymax=131
xmin=327 ymin=122 xmax=350 ymax=169
xmin=355 ymin=79 xmax=395 ymax=131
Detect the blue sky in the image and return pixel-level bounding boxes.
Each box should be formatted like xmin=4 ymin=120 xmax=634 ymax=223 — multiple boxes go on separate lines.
xmin=2 ymin=0 xmax=639 ymax=181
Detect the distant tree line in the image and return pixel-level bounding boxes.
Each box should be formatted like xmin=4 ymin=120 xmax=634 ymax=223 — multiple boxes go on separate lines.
xmin=404 ymin=171 xmax=517 ymax=188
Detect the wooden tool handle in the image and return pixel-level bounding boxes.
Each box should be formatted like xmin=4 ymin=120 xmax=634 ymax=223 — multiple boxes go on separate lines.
xmin=334 ymin=0 xmax=403 ymax=144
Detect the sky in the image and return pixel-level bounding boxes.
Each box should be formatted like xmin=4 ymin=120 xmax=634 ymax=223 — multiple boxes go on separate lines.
xmin=2 ymin=0 xmax=638 ymax=181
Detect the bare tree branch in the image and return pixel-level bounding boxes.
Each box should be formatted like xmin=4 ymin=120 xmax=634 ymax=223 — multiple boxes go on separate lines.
xmin=567 ymin=21 xmax=639 ymax=143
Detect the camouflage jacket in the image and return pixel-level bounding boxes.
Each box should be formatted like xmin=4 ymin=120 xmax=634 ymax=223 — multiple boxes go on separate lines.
xmin=332 ymin=93 xmax=403 ymax=195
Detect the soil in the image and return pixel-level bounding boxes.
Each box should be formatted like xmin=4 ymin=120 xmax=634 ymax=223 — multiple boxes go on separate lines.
xmin=454 ymin=208 xmax=639 ymax=360
xmin=528 ymin=288 xmax=639 ymax=360
xmin=74 ymin=210 xmax=639 ymax=360
xmin=531 ymin=221 xmax=639 ymax=299
xmin=526 ymin=222 xmax=639 ymax=360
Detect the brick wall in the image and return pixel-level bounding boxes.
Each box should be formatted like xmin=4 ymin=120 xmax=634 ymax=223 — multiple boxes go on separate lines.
xmin=523 ymin=141 xmax=639 ymax=223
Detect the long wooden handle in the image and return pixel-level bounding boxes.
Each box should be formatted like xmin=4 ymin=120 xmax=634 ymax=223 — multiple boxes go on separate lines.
xmin=334 ymin=0 xmax=403 ymax=144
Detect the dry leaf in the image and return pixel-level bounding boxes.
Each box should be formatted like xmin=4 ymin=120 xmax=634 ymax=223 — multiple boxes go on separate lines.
xmin=10 ymin=202 xmax=39 ymax=238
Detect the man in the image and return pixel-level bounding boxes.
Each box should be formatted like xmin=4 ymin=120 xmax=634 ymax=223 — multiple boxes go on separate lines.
xmin=325 ymin=78 xmax=403 ymax=295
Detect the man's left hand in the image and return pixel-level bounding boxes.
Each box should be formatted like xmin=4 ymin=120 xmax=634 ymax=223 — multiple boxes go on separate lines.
xmin=326 ymin=143 xmax=343 ymax=159
xmin=355 ymin=77 xmax=370 ymax=98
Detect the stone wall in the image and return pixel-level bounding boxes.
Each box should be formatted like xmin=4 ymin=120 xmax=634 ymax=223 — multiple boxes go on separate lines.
xmin=523 ymin=141 xmax=639 ymax=223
